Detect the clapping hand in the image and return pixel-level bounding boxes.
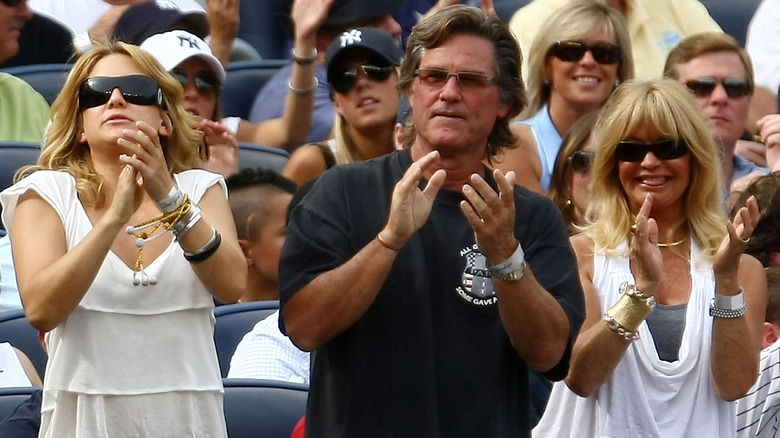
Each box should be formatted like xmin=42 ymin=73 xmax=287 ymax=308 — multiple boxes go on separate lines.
xmin=629 ymin=194 xmax=662 ymax=296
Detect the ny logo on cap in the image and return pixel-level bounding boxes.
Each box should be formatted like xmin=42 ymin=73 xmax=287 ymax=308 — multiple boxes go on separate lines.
xmin=339 ymin=29 xmax=363 ymax=48
xmin=177 ymin=35 xmax=201 ymax=50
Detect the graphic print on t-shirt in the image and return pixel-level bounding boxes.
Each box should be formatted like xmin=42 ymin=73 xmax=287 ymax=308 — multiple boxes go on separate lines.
xmin=457 ymin=244 xmax=498 ymax=306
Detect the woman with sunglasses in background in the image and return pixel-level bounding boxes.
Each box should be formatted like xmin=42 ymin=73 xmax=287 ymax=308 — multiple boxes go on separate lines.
xmin=0 ymin=41 xmax=246 ymax=436
xmin=282 ymin=26 xmax=403 ymax=187
xmin=548 ymin=110 xmax=599 ymax=235
xmin=534 ymin=79 xmax=765 ymax=437
xmin=494 ymin=0 xmax=633 ymax=193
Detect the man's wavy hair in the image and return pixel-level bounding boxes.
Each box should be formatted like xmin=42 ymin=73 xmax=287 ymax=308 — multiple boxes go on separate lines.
xmin=396 ymin=5 xmax=526 ymax=159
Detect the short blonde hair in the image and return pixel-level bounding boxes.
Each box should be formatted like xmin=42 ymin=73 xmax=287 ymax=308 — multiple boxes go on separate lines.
xmin=585 ymin=79 xmax=726 ymax=258
xmin=523 ymin=0 xmax=634 ymax=118
xmin=19 ymin=41 xmax=205 ymax=208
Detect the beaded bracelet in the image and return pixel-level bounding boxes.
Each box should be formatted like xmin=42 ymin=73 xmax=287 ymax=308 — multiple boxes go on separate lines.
xmin=603 ymin=314 xmax=640 ymax=341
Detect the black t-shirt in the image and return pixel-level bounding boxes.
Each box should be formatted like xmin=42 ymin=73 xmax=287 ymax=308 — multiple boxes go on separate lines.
xmin=279 ymin=149 xmax=585 ymax=438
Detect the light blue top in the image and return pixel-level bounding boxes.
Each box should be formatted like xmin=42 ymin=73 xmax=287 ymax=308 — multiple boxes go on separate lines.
xmin=517 ymin=105 xmax=562 ymax=191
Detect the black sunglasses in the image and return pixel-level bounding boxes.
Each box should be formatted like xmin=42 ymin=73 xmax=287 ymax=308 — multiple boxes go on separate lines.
xmin=684 ymin=77 xmax=752 ymax=98
xmin=615 ymin=139 xmax=689 ymax=162
xmin=1 ymin=0 xmax=25 ymax=6
xmin=172 ymin=70 xmax=219 ymax=94
xmin=569 ymin=150 xmax=595 ymax=174
xmin=549 ymin=41 xmax=621 ymax=65
xmin=331 ymin=64 xmax=394 ymax=94
xmin=79 ymin=75 xmax=163 ymax=109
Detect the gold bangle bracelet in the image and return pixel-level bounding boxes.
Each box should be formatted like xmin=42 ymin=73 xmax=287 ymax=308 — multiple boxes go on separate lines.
xmin=376 ymin=232 xmax=401 ymax=252
xmin=606 ymin=283 xmax=656 ymax=332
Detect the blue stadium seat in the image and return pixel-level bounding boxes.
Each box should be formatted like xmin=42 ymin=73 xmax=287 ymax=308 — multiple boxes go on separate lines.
xmin=0 ymin=142 xmax=41 ymax=233
xmin=0 ymin=310 xmax=47 ymax=379
xmin=222 ymin=378 xmax=307 ymax=438
xmin=238 ymin=143 xmax=290 ymax=173
xmin=0 ymin=63 xmax=72 ymax=105
xmin=237 ymin=1 xmax=290 ymax=60
xmin=221 ymin=59 xmax=289 ymax=120
xmin=701 ymin=0 xmax=761 ymax=47
xmin=0 ymin=386 xmax=38 ymax=424
xmin=214 ymin=301 xmax=280 ymax=377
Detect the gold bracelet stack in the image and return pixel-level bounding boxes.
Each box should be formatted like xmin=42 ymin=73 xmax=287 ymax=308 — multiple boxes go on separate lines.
xmin=604 ymin=282 xmax=656 ymax=341
xmin=126 ymin=195 xmax=194 ymax=286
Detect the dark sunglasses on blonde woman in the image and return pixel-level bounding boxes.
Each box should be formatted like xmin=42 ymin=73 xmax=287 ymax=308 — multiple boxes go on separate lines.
xmin=569 ymin=150 xmax=595 ymax=174
xmin=615 ymin=139 xmax=689 ymax=162
xmin=78 ymin=75 xmax=164 ymax=109
xmin=549 ymin=41 xmax=622 ymax=65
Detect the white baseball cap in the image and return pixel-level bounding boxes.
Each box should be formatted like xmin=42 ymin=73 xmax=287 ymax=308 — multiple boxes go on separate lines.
xmin=141 ymin=30 xmax=226 ymax=86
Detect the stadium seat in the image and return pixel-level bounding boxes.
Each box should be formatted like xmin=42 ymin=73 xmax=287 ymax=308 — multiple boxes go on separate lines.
xmin=0 ymin=310 xmax=47 ymax=379
xmin=238 ymin=143 xmax=290 ymax=173
xmin=0 ymin=142 xmax=41 ymax=233
xmin=214 ymin=301 xmax=280 ymax=377
xmin=701 ymin=0 xmax=761 ymax=47
xmin=0 ymin=386 xmax=38 ymax=423
xmin=237 ymin=1 xmax=290 ymax=60
xmin=221 ymin=59 xmax=289 ymax=120
xmin=223 ymin=378 xmax=307 ymax=438
xmin=0 ymin=63 xmax=72 ymax=105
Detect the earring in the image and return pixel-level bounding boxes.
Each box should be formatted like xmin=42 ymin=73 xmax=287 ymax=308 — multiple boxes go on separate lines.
xmin=544 ymin=79 xmax=550 ymax=87
xmin=566 ymin=199 xmax=572 ymax=207
xmin=614 ymin=80 xmax=620 ymax=88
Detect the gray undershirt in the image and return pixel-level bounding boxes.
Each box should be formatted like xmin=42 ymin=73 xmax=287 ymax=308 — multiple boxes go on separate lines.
xmin=645 ymin=303 xmax=688 ymax=362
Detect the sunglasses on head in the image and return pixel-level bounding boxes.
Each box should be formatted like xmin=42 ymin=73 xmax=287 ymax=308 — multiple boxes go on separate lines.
xmin=172 ymin=70 xmax=219 ymax=94
xmin=569 ymin=150 xmax=595 ymax=174
xmin=1 ymin=0 xmax=25 ymax=6
xmin=79 ymin=75 xmax=163 ymax=109
xmin=549 ymin=41 xmax=621 ymax=65
xmin=615 ymin=138 xmax=689 ymax=162
xmin=331 ymin=64 xmax=394 ymax=94
xmin=684 ymin=77 xmax=752 ymax=98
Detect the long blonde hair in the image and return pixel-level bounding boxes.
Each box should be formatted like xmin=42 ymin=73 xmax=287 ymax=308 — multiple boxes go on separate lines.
xmin=585 ymin=79 xmax=726 ymax=258
xmin=18 ymin=41 xmax=205 ymax=208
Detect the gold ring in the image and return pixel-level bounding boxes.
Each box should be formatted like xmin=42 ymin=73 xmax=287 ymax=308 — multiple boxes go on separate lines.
xmin=738 ymin=235 xmax=751 ymax=243
xmin=630 ymin=224 xmax=638 ymax=234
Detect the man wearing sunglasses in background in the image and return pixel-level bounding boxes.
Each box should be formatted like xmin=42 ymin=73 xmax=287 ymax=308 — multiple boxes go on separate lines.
xmin=278 ymin=6 xmax=584 ymax=437
xmin=0 ymin=0 xmax=50 ymax=143
xmin=663 ymin=32 xmax=771 ymax=195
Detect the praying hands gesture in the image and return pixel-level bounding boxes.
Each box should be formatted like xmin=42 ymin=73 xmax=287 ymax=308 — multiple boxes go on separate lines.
xmin=118 ymin=120 xmax=176 ymax=203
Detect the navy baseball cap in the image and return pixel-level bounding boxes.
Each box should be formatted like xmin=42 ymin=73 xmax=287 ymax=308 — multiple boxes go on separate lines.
xmin=325 ymin=27 xmax=403 ymax=81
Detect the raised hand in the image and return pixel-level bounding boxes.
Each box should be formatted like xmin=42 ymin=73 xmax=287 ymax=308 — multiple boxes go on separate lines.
xmin=713 ymin=195 xmax=760 ymax=280
xmin=199 ymin=119 xmax=240 ymax=177
xmin=118 ymin=120 xmax=176 ymax=202
xmin=460 ymin=168 xmax=517 ymax=264
xmin=292 ymin=0 xmax=335 ymax=40
xmin=379 ymin=151 xmax=446 ymax=249
xmin=628 ymin=194 xmax=662 ymax=296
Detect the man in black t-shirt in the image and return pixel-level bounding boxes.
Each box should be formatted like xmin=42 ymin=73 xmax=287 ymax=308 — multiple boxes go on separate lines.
xmin=279 ymin=5 xmax=585 ymax=437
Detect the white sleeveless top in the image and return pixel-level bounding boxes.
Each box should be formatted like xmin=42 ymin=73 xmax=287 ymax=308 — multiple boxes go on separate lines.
xmin=534 ymin=240 xmax=736 ymax=438
xmin=1 ymin=169 xmax=228 ymax=437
